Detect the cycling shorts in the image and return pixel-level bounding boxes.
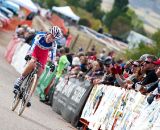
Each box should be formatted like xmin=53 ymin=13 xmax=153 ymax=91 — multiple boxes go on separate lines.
xmin=32 ymin=45 xmax=49 ymax=69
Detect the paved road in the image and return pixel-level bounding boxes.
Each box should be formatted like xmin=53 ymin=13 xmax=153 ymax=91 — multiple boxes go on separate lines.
xmin=0 ymin=31 xmax=76 ymax=130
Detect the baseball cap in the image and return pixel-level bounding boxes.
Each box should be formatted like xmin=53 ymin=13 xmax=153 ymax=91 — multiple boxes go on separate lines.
xmin=144 ymin=55 xmax=158 ymax=63
xmin=72 ymin=57 xmax=81 ymax=66
xmin=139 ymin=54 xmax=150 ymax=61
xmin=153 ymin=58 xmax=160 ymax=65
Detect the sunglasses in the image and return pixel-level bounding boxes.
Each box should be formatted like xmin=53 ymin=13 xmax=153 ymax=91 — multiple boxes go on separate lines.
xmin=105 ymin=65 xmax=110 ymax=67
xmin=145 ymin=61 xmax=152 ymax=64
xmin=132 ymin=64 xmax=138 ymax=67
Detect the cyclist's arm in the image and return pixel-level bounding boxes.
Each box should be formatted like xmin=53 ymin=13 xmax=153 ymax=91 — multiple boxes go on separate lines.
xmin=50 ymin=41 xmax=57 ymax=63
xmin=27 ymin=34 xmax=41 ymax=55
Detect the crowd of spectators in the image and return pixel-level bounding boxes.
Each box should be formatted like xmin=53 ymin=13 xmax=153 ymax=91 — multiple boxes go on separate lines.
xmin=59 ymin=46 xmax=160 ymax=105
xmin=13 ymin=25 xmax=160 ymax=105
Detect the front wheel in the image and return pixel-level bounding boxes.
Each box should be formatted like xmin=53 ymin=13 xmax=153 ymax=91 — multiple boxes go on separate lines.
xmin=18 ymin=74 xmax=37 ymax=116
xmin=10 ymin=93 xmax=20 ymax=111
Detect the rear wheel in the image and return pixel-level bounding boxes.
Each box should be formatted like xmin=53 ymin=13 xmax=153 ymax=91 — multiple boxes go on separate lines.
xmin=18 ymin=74 xmax=37 ymax=116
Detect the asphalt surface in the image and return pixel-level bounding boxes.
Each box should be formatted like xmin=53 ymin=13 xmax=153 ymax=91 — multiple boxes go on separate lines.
xmin=0 ymin=31 xmax=76 ymax=130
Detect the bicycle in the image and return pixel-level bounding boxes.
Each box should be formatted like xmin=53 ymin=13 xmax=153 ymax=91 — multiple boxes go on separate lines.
xmin=10 ymin=57 xmax=41 ymax=116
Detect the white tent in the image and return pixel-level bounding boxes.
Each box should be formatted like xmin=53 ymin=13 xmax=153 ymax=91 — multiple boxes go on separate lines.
xmin=127 ymin=31 xmax=153 ymax=49
xmin=8 ymin=0 xmax=38 ymax=12
xmin=52 ymin=6 xmax=80 ymax=22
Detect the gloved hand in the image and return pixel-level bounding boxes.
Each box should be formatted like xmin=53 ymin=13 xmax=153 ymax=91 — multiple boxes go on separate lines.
xmin=50 ymin=64 xmax=55 ymax=72
xmin=24 ymin=55 xmax=31 ymax=61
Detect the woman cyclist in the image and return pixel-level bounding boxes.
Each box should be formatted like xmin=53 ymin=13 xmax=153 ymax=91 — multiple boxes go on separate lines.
xmin=13 ymin=26 xmax=63 ymax=101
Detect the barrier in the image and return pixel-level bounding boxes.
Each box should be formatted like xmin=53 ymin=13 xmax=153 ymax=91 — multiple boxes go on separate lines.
xmin=52 ymin=77 xmax=92 ymax=126
xmin=11 ymin=43 xmax=31 ymax=73
xmin=4 ymin=37 xmax=21 ymax=63
xmin=80 ymin=85 xmax=160 ymax=130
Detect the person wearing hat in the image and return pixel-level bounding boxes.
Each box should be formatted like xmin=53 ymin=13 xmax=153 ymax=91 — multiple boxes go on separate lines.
xmin=68 ymin=56 xmax=81 ymax=78
xmin=94 ymin=57 xmax=116 ymax=85
xmin=153 ymin=58 xmax=160 ymax=77
xmin=137 ymin=55 xmax=158 ymax=94
xmin=99 ymin=48 xmax=106 ymax=59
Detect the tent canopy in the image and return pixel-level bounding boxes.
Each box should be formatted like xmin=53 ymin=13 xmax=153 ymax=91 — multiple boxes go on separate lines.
xmin=8 ymin=0 xmax=38 ymax=12
xmin=52 ymin=6 xmax=80 ymax=22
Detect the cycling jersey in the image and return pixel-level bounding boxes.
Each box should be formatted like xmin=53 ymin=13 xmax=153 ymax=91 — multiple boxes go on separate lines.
xmin=28 ymin=32 xmax=57 ymax=63
xmin=28 ymin=32 xmax=58 ymax=68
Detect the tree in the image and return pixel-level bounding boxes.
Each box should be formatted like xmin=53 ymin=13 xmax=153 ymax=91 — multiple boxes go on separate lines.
xmin=85 ymin=0 xmax=102 ymax=12
xmin=67 ymin=0 xmax=79 ymax=7
xmin=113 ymin=0 xmax=129 ymax=10
xmin=104 ymin=0 xmax=129 ymax=28
xmin=152 ymin=29 xmax=160 ymax=43
xmin=45 ymin=0 xmax=59 ymax=9
xmin=110 ymin=16 xmax=132 ymax=38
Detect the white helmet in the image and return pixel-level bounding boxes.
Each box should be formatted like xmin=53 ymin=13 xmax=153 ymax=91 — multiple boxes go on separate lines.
xmin=50 ymin=26 xmax=63 ymax=39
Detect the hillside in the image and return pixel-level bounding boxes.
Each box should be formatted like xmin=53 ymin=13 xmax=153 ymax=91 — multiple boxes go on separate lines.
xmin=102 ymin=0 xmax=160 ymax=33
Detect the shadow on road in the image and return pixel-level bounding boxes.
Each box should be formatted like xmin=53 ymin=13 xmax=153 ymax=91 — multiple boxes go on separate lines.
xmin=21 ymin=115 xmax=52 ymax=130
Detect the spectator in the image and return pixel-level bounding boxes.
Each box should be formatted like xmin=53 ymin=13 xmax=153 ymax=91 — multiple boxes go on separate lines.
xmin=56 ymin=47 xmax=70 ymax=80
xmin=99 ymin=49 xmax=106 ymax=59
xmin=137 ymin=55 xmax=158 ymax=94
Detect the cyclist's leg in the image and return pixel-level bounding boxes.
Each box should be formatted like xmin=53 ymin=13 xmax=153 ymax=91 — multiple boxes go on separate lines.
xmin=13 ymin=58 xmax=36 ymax=93
xmin=13 ymin=45 xmax=39 ymax=93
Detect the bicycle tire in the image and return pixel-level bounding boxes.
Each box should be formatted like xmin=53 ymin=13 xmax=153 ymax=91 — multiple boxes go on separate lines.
xmin=10 ymin=93 xmax=20 ymax=111
xmin=18 ymin=74 xmax=37 ymax=116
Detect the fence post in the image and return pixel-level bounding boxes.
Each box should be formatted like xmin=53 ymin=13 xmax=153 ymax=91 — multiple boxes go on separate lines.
xmin=71 ymin=34 xmax=79 ymax=50
xmin=86 ymin=39 xmax=92 ymax=51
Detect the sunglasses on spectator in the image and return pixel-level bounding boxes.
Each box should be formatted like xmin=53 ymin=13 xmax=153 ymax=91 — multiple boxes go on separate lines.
xmin=105 ymin=65 xmax=110 ymax=67
xmin=132 ymin=64 xmax=138 ymax=67
xmin=145 ymin=61 xmax=152 ymax=64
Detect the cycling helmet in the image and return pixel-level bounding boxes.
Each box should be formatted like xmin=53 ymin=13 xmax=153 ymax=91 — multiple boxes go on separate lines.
xmin=50 ymin=26 xmax=63 ymax=39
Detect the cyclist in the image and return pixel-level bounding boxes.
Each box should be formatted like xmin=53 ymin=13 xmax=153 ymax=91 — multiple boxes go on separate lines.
xmin=13 ymin=26 xmax=63 ymax=99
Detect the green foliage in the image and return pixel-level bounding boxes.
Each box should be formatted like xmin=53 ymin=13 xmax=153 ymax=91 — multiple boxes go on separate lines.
xmin=72 ymin=6 xmax=102 ymax=30
xmin=152 ymin=29 xmax=160 ymax=43
xmin=124 ymin=30 xmax=160 ymax=60
xmin=85 ymin=0 xmax=104 ymax=20
xmin=104 ymin=0 xmax=146 ymax=38
xmin=45 ymin=0 xmax=59 ymax=9
xmin=85 ymin=0 xmax=102 ymax=12
xmin=125 ymin=42 xmax=159 ymax=60
xmin=33 ymin=0 xmax=59 ymax=9
xmin=93 ymin=7 xmax=105 ymax=20
xmin=105 ymin=8 xmax=123 ymax=29
xmin=126 ymin=9 xmax=146 ymax=35
xmin=67 ymin=0 xmax=79 ymax=7
xmin=91 ymin=19 xmax=102 ymax=30
xmin=110 ymin=16 xmax=132 ymax=38
xmin=105 ymin=0 xmax=129 ymax=28
xmin=113 ymin=0 xmax=129 ymax=10
xmin=79 ymin=18 xmax=91 ymax=27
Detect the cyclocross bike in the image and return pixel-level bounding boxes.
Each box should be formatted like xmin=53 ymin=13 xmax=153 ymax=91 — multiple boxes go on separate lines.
xmin=10 ymin=58 xmax=41 ymax=116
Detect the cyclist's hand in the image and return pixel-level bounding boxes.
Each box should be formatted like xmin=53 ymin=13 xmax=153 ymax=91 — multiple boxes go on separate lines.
xmin=25 ymin=55 xmax=31 ymax=61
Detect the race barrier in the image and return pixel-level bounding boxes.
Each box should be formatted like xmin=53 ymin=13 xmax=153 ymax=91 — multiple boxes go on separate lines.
xmin=4 ymin=37 xmax=21 ymax=64
xmin=11 ymin=43 xmax=31 ymax=73
xmin=80 ymin=85 xmax=160 ymax=130
xmin=52 ymin=77 xmax=92 ymax=126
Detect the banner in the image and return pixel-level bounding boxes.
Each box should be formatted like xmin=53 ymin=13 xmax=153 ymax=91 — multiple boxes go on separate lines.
xmin=52 ymin=77 xmax=92 ymax=126
xmin=80 ymin=85 xmax=160 ymax=130
xmin=4 ymin=37 xmax=21 ymax=63
xmin=11 ymin=43 xmax=31 ymax=73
